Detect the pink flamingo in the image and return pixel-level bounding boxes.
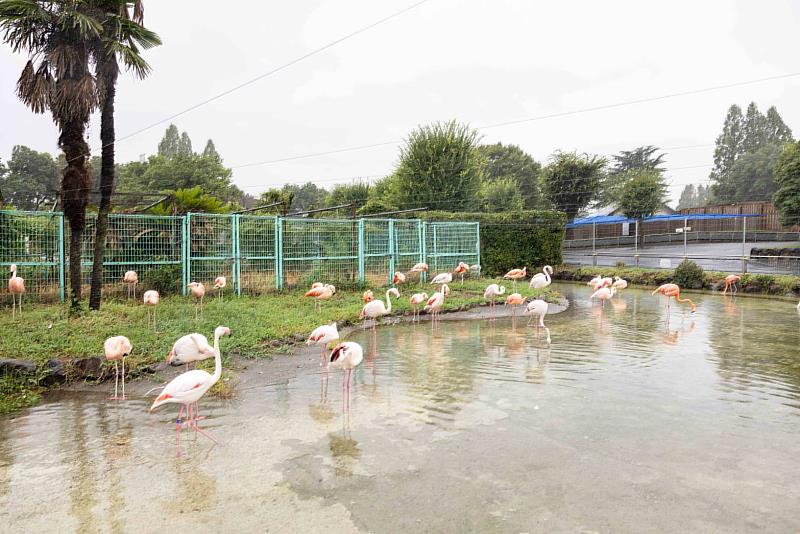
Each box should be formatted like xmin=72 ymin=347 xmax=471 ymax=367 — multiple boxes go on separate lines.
xmin=424 ymin=284 xmax=449 ymax=322
xmin=362 ymin=290 xmax=374 ymax=303
xmin=503 ymin=267 xmax=527 ymax=291
xmin=587 ymin=275 xmax=603 ymax=291
xmin=360 ymin=288 xmax=399 ymax=330
xmin=305 ymin=284 xmax=336 ymax=312
xmin=392 ymin=271 xmax=406 ymax=286
xmin=453 ymin=262 xmax=469 ymax=284
xmin=187 ymin=282 xmax=205 ymax=319
xmin=328 ymin=342 xmax=363 ymax=407
xmin=589 ymin=286 xmax=616 ymax=308
xmin=143 ymin=290 xmax=159 ymax=330
xmin=409 ymin=292 xmax=428 ymax=322
xmin=307 ymin=322 xmax=340 ymax=365
xmin=123 ymin=270 xmax=138 ymax=299
xmin=430 ymin=272 xmax=453 ymax=288
xmin=483 ymin=283 xmax=506 ymax=318
xmin=408 ymin=262 xmax=429 ymax=275
xmin=8 ymin=264 xmax=25 ymax=318
xmin=151 ymin=326 xmax=231 ymax=451
xmin=652 ymin=283 xmax=696 ymax=314
xmin=529 ymin=265 xmax=553 ymax=290
xmin=612 ymin=276 xmax=628 ymax=291
xmin=723 ymin=274 xmax=741 ymax=295
xmin=104 ymin=335 xmax=132 ymax=400
xmin=524 ymin=299 xmax=551 ymax=343
xmin=505 ymin=292 xmax=526 ymax=318
xmin=214 ymin=275 xmax=227 ymax=301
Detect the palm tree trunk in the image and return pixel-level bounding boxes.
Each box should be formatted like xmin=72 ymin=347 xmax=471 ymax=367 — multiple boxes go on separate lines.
xmin=59 ymin=120 xmax=92 ymax=311
xmin=89 ymin=57 xmax=119 ymax=310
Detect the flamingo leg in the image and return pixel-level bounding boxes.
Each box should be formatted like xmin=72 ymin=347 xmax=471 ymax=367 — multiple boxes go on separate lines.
xmin=11 ymin=294 xmax=14 ymax=319
xmin=18 ymin=293 xmax=21 ymax=317
xmin=112 ymin=360 xmax=119 ymax=399
xmin=176 ymin=405 xmax=185 ymax=457
xmin=121 ymin=357 xmax=126 ymax=400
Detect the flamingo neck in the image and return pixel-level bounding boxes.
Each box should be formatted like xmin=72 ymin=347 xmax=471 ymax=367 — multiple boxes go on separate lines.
xmin=543 ymin=266 xmax=551 ymax=283
xmin=384 ymin=290 xmax=393 ymax=313
xmin=212 ymin=331 xmax=223 ymax=381
xmin=499 ymin=285 xmax=506 ymax=295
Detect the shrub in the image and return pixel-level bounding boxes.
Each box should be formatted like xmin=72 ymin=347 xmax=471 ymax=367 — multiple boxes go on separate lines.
xmin=615 ymin=260 xmax=626 ymax=268
xmin=673 ymin=260 xmax=704 ymax=289
xmin=143 ymin=264 xmax=182 ymax=295
xmin=417 ymin=210 xmax=565 ymax=277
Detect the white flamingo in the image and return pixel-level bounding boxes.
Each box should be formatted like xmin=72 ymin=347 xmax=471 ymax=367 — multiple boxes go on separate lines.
xmin=483 ymin=283 xmax=506 ymax=318
xmin=589 ymin=286 xmax=616 ymax=308
xmin=529 ymin=265 xmax=553 ymax=290
xmin=143 ymin=290 xmax=159 ymax=330
xmin=360 ymin=288 xmax=400 ymax=330
xmin=104 ymin=336 xmax=132 ymax=400
xmin=524 ymin=299 xmax=551 ymax=344
xmin=430 ymin=272 xmax=453 ymax=287
xmin=409 ymin=292 xmax=429 ymax=322
xmin=424 ymin=284 xmax=449 ymax=321
xmin=328 ymin=342 xmax=363 ymax=405
xmin=307 ymin=322 xmax=340 ymax=365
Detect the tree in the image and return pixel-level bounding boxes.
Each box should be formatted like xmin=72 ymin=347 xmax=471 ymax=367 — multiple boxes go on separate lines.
xmin=714 ymin=143 xmax=782 ymax=202
xmin=541 ymin=151 xmax=606 ymax=220
xmin=478 ymin=177 xmax=524 ymax=212
xmin=1 ymin=0 xmax=102 ymax=309
xmin=772 ymin=141 xmax=800 ymax=226
xmin=741 ymin=102 xmax=767 ymax=153
xmin=710 ymin=105 xmax=745 ymax=186
xmin=618 ymin=170 xmax=668 ymax=219
xmin=677 ymin=184 xmax=696 ymax=210
xmin=601 ymin=145 xmax=666 ymax=206
xmin=258 ymin=188 xmax=294 ymax=215
xmin=282 ymin=182 xmax=327 ymax=212
xmin=327 ymin=180 xmax=370 ymax=209
xmin=88 ymin=0 xmax=161 ymax=310
xmin=390 ymin=120 xmax=485 ymax=212
xmin=150 ymin=186 xmax=229 ymax=215
xmin=178 ymin=132 xmax=193 ymax=157
xmin=158 ymin=124 xmax=180 ymax=158
xmin=764 ymin=106 xmax=793 ymax=145
xmin=477 ymin=143 xmax=542 ymax=209
xmin=696 ymin=184 xmax=709 ymax=206
xmin=0 ymin=145 xmax=60 ymax=209
xmin=202 ymin=139 xmax=220 ymax=161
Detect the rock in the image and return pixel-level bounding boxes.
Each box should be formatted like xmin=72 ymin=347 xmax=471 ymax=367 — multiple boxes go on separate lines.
xmin=0 ymin=358 xmax=37 ymax=375
xmin=40 ymin=359 xmax=66 ymax=386
xmin=146 ymin=361 xmax=168 ymax=373
xmin=292 ymin=334 xmax=305 ymax=342
xmin=71 ymin=356 xmax=103 ymax=379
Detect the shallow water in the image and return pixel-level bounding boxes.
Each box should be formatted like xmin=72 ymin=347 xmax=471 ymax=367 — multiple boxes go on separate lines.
xmin=2 ymin=283 xmax=800 ymax=532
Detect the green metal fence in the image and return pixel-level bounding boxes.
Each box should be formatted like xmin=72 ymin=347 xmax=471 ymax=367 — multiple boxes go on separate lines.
xmin=0 ymin=210 xmax=480 ymax=302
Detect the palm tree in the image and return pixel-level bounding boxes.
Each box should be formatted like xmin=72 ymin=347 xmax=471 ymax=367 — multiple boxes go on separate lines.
xmin=88 ymin=0 xmax=160 ymax=310
xmin=0 ymin=0 xmax=102 ymax=310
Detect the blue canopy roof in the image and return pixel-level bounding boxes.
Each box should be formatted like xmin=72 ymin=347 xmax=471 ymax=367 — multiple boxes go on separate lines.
xmin=566 ymin=212 xmax=764 ymax=228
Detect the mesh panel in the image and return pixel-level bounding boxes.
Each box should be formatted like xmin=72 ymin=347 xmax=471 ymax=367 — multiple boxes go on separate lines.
xmin=364 ymin=219 xmax=390 ymax=285
xmin=1 ymin=211 xmax=62 ymax=302
xmin=239 ymin=215 xmax=277 ymax=295
xmin=282 ymin=218 xmax=359 ymax=288
xmin=188 ymin=213 xmax=234 ymax=294
xmin=426 ymin=222 xmax=480 ymax=274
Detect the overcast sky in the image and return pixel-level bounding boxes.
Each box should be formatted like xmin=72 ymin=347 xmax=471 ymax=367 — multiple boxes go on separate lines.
xmin=2 ymin=0 xmax=799 ymax=205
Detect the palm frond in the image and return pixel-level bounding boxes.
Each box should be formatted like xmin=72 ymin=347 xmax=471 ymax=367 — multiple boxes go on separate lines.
xmin=59 ymin=10 xmax=102 ymax=38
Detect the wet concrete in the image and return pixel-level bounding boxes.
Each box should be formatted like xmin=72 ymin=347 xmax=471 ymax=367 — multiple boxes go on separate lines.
xmin=1 ymin=284 xmax=799 ymax=532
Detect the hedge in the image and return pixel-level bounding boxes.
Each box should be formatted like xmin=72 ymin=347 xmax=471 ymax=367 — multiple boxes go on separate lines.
xmin=417 ymin=210 xmax=565 ymax=277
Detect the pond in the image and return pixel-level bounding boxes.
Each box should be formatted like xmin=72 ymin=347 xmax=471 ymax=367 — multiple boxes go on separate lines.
xmin=1 ymin=283 xmax=799 ymax=532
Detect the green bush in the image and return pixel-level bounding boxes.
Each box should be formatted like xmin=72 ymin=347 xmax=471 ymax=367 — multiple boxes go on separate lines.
xmin=673 ymin=260 xmax=704 ymax=289
xmin=143 ymin=264 xmax=182 ymax=295
xmin=417 ymin=210 xmax=565 ymax=277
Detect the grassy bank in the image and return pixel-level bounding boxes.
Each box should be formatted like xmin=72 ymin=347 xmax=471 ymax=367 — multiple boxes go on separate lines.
xmin=0 ymin=278 xmax=557 ymax=413
xmin=555 ymin=264 xmax=800 ymax=296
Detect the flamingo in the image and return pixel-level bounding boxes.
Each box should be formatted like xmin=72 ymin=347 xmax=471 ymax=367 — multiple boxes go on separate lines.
xmin=392 ymin=271 xmax=406 ymax=286
xmin=503 ymin=267 xmax=527 ymax=291
xmin=587 ymin=275 xmax=603 ymax=290
xmin=408 ymin=262 xmax=429 ymax=275
xmin=305 ymin=284 xmax=336 ymax=312
xmin=360 ymin=288 xmax=399 ymax=330
xmin=328 ymin=342 xmax=364 ymax=404
xmin=362 ymin=290 xmax=374 ymax=303
xmin=599 ymin=277 xmax=613 ymax=288
xmin=424 ymin=284 xmax=449 ymax=321
xmin=104 ymin=335 xmax=132 ymax=400
xmin=505 ymin=292 xmax=526 ymax=318
xmin=524 ymin=299 xmax=551 ymax=343
xmin=483 ymin=283 xmax=506 ymax=318
xmin=310 ymin=282 xmax=324 ymax=289
xmin=454 ymin=262 xmax=469 ymax=284
xmin=469 ymin=264 xmax=482 ymax=277
xmin=8 ymin=264 xmax=24 ymax=318
xmin=652 ymin=283 xmax=696 ymax=314
xmin=214 ymin=276 xmax=227 ymax=301
xmin=167 ymin=331 xmax=216 ymax=371
xmin=123 ymin=270 xmax=138 ymax=299
xmin=409 ymin=292 xmax=428 ymax=322
xmin=187 ymin=282 xmax=205 ymax=319
xmin=612 ymin=276 xmax=628 ymax=292
xmin=307 ymin=322 xmax=340 ymax=365
xmin=143 ymin=290 xmax=160 ymax=331
xmin=589 ymin=286 xmax=616 ymax=308
xmin=723 ymin=274 xmax=741 ymax=295
xmin=151 ymin=326 xmax=231 ymax=449
xmin=529 ymin=265 xmax=553 ymax=290
xmin=430 ymin=272 xmax=453 ymax=288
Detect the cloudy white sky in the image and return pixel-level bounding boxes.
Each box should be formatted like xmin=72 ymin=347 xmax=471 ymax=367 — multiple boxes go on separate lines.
xmin=2 ymin=0 xmax=799 ymax=205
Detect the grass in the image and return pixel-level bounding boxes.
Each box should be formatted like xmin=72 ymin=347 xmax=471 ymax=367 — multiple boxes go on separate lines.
xmin=555 ymin=264 xmax=800 ymax=296
xmin=0 ymin=277 xmax=559 ymax=373
xmin=0 ymin=373 xmax=42 ymax=414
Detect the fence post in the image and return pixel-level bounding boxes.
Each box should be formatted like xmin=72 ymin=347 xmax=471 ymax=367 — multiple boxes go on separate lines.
xmin=233 ymin=214 xmax=241 ymax=297
xmin=475 ymin=222 xmax=481 ymax=278
xmin=58 ymin=213 xmax=65 ymax=302
xmin=357 ymin=218 xmax=365 ymax=283
xmin=419 ymin=220 xmax=427 ymax=283
xmin=184 ymin=213 xmax=191 ymax=296
xmin=432 ymin=224 xmax=438 ymax=272
xmin=274 ymin=216 xmax=283 ymax=290
xmin=180 ymin=214 xmax=187 ymax=293
xmin=741 ymin=216 xmax=747 ymax=274
xmin=388 ymin=219 xmax=396 ymax=285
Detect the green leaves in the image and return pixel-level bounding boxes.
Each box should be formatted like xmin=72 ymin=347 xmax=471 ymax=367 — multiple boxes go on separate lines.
xmin=773 ymin=141 xmax=800 ymax=226
xmin=541 ymin=151 xmax=606 ymax=220
xmin=617 ymin=169 xmax=668 ymax=219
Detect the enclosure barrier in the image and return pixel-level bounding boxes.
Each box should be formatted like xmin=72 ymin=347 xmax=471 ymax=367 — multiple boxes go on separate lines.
xmin=0 ymin=210 xmax=480 ymax=302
